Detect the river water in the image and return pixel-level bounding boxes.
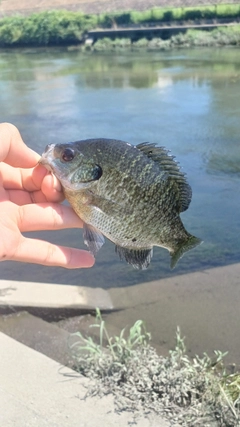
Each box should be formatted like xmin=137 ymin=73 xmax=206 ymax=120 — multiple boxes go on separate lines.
xmin=0 ymin=47 xmax=240 ymax=361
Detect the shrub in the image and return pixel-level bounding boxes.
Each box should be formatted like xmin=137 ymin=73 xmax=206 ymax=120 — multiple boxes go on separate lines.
xmin=216 ymin=4 xmax=240 ymax=19
xmin=200 ymin=5 xmax=216 ymax=19
xmin=183 ymin=6 xmax=216 ymax=21
xmin=0 ymin=15 xmax=24 ymax=44
xmin=97 ymin=12 xmax=116 ymax=28
xmin=172 ymin=8 xmax=184 ymax=21
xmin=136 ymin=9 xmax=153 ymax=24
xmin=93 ymin=37 xmax=114 ymax=51
xmin=0 ymin=10 xmax=88 ymax=46
xmin=148 ymin=37 xmax=171 ymax=50
xmin=132 ymin=37 xmax=149 ymax=48
xmin=212 ymin=26 xmax=240 ymax=45
xmin=129 ymin=10 xmax=143 ymax=24
xmin=172 ymin=27 xmax=240 ymax=47
xmin=0 ymin=23 xmax=22 ymax=44
xmin=114 ymin=12 xmax=132 ymax=26
xmin=184 ymin=7 xmax=201 ymax=20
xmin=151 ymin=7 xmax=165 ymax=21
xmin=163 ymin=10 xmax=174 ymax=22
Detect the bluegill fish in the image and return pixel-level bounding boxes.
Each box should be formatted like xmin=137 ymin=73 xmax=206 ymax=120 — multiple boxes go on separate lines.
xmin=40 ymin=139 xmax=201 ymax=269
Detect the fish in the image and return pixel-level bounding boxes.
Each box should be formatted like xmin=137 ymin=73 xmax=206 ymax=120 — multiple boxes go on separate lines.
xmin=40 ymin=138 xmax=202 ymax=270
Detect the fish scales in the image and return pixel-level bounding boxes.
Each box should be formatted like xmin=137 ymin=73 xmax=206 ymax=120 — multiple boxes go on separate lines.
xmin=40 ymin=138 xmax=202 ymax=269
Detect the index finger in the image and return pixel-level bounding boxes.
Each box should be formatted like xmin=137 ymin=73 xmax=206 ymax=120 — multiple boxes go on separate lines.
xmin=12 ymin=236 xmax=95 ymax=269
xmin=0 ymin=123 xmax=40 ymax=167
xmin=18 ymin=203 xmax=84 ymax=232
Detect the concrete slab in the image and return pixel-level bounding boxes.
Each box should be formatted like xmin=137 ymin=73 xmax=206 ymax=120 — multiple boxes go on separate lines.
xmin=0 ymin=312 xmax=72 ymax=366
xmin=0 ymin=280 xmax=113 ymax=315
xmin=0 ymin=312 xmax=111 ymax=366
xmin=0 ymin=332 xmax=170 ymax=427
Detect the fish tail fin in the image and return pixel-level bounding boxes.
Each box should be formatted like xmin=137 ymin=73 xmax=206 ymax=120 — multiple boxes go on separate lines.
xmin=170 ymin=235 xmax=202 ymax=269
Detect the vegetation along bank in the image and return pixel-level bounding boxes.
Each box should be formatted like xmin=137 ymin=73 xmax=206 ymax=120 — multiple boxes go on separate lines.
xmin=0 ymin=3 xmax=240 ymax=49
xmin=70 ymin=311 xmax=240 ymax=426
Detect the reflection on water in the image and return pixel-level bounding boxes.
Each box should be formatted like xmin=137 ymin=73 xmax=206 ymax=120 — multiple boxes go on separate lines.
xmin=0 ymin=47 xmax=240 ymax=288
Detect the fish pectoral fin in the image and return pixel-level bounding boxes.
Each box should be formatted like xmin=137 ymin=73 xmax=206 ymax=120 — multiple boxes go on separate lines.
xmin=115 ymin=245 xmax=153 ymax=270
xmin=90 ymin=193 xmax=133 ymax=216
xmin=170 ymin=235 xmax=202 ymax=269
xmin=83 ymin=223 xmax=105 ymax=256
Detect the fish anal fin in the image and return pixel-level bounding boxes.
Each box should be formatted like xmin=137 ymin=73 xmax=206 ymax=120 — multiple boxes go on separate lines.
xmin=136 ymin=142 xmax=192 ymax=212
xmin=83 ymin=223 xmax=105 ymax=256
xmin=115 ymin=245 xmax=153 ymax=270
xmin=170 ymin=235 xmax=202 ymax=269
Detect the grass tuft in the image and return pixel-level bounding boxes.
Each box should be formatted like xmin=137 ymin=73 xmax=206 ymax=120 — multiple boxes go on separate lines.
xmin=70 ymin=310 xmax=240 ymax=426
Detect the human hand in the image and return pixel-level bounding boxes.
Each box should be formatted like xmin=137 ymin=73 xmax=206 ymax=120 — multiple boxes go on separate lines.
xmin=0 ymin=123 xmax=95 ymax=268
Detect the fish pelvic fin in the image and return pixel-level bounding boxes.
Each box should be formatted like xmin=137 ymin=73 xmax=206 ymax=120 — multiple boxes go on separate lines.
xmin=170 ymin=235 xmax=202 ymax=269
xmin=115 ymin=245 xmax=153 ymax=270
xmin=83 ymin=223 xmax=105 ymax=256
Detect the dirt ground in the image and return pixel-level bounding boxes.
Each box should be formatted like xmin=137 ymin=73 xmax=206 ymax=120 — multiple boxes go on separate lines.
xmin=0 ymin=0 xmax=239 ymax=16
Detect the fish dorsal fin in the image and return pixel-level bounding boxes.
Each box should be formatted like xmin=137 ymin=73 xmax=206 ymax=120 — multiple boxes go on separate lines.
xmin=136 ymin=142 xmax=192 ymax=212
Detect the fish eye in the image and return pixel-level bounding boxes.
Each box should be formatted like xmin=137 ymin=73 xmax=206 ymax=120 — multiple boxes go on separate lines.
xmin=94 ymin=164 xmax=102 ymax=180
xmin=61 ymin=147 xmax=75 ymax=162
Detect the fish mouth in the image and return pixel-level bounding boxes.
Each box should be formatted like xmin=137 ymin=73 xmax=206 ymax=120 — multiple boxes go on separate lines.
xmin=38 ymin=157 xmax=53 ymax=172
xmin=39 ymin=144 xmax=55 ymax=172
xmin=38 ymin=155 xmax=54 ymax=172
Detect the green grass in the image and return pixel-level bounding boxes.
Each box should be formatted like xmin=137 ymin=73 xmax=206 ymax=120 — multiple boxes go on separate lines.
xmin=70 ymin=308 xmax=151 ymax=365
xmin=69 ymin=309 xmax=240 ymax=426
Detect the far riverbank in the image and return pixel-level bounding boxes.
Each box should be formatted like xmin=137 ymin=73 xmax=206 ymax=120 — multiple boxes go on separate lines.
xmin=0 ymin=5 xmax=240 ymax=48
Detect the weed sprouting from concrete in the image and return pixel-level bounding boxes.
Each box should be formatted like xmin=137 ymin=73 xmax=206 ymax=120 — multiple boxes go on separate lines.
xmin=70 ymin=310 xmax=240 ymax=426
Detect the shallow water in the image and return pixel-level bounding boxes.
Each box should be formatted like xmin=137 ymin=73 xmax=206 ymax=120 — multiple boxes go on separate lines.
xmin=0 ymin=46 xmax=240 ymax=360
